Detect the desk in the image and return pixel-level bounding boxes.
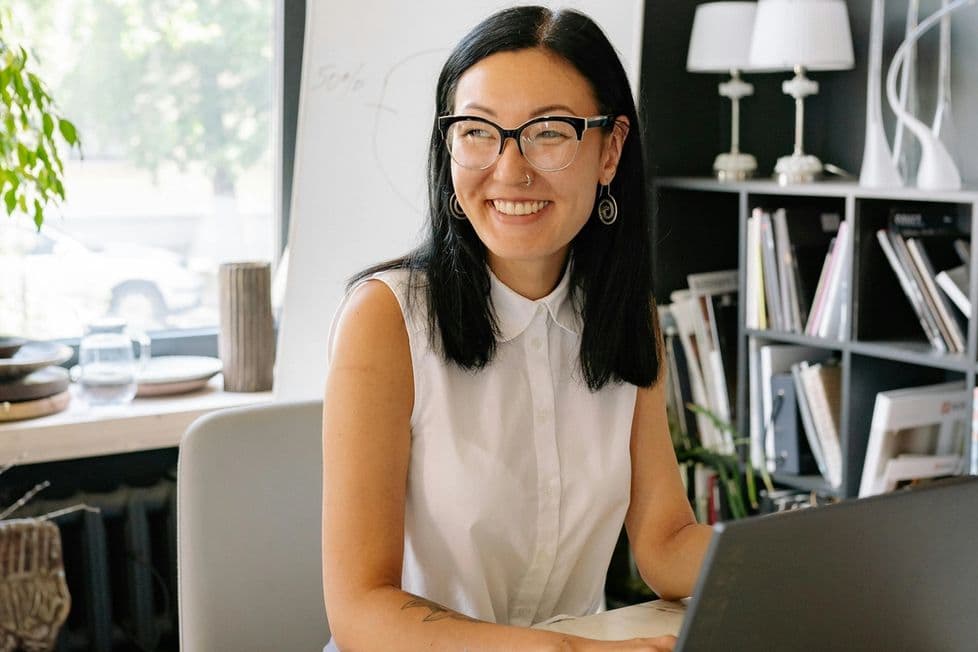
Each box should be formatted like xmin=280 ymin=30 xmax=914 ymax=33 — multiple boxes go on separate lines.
xmin=0 ymin=376 xmax=272 ymax=464
xmin=534 ymin=600 xmax=686 ymax=640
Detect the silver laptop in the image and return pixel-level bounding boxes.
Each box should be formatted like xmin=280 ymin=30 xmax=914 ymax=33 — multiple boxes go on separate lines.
xmin=676 ymin=476 xmax=978 ymax=651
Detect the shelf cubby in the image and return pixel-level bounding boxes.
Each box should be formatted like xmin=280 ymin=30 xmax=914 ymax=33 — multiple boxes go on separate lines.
xmin=655 ymin=177 xmax=978 ymax=498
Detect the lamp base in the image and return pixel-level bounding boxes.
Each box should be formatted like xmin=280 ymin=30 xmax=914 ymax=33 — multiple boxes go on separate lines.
xmin=774 ymin=153 xmax=823 ymax=185
xmin=714 ymin=152 xmax=757 ymax=182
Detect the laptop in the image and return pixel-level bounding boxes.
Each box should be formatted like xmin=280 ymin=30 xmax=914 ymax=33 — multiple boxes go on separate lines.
xmin=676 ymin=476 xmax=978 ymax=650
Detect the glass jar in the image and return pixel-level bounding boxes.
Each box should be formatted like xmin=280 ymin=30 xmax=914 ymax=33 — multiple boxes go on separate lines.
xmin=78 ymin=319 xmax=151 ymax=405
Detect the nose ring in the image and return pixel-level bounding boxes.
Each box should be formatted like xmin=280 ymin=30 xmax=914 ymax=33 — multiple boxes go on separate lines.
xmin=524 ymin=174 xmax=533 ymax=187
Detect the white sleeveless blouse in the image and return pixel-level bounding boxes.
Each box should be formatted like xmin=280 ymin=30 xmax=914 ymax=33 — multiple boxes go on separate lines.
xmin=327 ymin=266 xmax=637 ymax=627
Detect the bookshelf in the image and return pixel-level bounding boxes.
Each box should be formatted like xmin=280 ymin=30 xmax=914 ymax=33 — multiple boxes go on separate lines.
xmin=654 ymin=177 xmax=978 ymax=498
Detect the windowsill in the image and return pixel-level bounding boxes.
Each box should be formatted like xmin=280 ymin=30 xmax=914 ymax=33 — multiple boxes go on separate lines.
xmin=0 ymin=375 xmax=272 ymax=465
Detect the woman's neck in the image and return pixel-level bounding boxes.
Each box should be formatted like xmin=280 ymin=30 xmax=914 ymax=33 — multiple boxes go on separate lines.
xmin=487 ymin=251 xmax=568 ymax=300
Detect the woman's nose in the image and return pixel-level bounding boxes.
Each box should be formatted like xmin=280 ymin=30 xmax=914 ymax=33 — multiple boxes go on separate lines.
xmin=492 ymin=137 xmax=532 ymax=184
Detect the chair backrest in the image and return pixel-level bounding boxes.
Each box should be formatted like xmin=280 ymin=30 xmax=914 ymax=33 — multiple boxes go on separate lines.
xmin=177 ymin=399 xmax=329 ymax=651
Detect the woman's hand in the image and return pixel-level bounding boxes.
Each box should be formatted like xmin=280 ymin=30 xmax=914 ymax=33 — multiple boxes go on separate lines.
xmin=568 ymin=634 xmax=678 ymax=651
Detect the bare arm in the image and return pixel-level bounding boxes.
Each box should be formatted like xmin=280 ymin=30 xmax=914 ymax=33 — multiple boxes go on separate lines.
xmin=322 ymin=281 xmax=673 ymax=651
xmin=624 ymin=369 xmax=713 ymax=601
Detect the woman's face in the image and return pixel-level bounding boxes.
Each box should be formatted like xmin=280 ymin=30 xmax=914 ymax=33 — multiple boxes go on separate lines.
xmin=449 ymin=47 xmax=628 ymax=280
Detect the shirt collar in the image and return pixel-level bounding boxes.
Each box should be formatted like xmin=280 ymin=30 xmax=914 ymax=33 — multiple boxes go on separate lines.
xmin=488 ymin=264 xmax=581 ymax=342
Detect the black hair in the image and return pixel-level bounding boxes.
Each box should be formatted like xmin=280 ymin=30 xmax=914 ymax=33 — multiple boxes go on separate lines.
xmin=352 ymin=6 xmax=660 ymax=391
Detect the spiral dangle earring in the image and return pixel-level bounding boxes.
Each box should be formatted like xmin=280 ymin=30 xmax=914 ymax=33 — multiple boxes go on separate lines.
xmin=449 ymin=193 xmax=467 ymax=220
xmin=596 ymin=183 xmax=618 ymax=225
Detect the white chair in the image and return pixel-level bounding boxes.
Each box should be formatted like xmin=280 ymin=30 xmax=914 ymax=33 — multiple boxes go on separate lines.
xmin=177 ymin=400 xmax=329 ymax=651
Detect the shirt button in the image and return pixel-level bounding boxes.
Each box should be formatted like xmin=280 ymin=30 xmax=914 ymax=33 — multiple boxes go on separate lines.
xmin=530 ymin=337 xmax=543 ymax=350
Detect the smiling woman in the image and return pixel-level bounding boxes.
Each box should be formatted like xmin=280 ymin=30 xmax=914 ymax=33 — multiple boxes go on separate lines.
xmin=321 ymin=6 xmax=712 ymax=652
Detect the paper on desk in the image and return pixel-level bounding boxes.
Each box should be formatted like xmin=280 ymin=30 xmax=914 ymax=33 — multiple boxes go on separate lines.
xmin=533 ymin=600 xmax=686 ymax=641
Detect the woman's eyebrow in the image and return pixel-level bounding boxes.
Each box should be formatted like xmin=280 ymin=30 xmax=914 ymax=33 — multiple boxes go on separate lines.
xmin=455 ymin=103 xmax=578 ymax=116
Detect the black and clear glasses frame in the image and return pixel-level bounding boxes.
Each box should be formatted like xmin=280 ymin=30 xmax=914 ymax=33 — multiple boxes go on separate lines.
xmin=437 ymin=114 xmax=615 ymax=172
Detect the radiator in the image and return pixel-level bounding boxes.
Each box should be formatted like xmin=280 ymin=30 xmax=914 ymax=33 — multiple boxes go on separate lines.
xmin=18 ymin=480 xmax=178 ymax=652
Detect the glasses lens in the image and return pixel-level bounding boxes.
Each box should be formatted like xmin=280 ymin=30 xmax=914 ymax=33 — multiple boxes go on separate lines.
xmin=521 ymin=120 xmax=580 ymax=171
xmin=444 ymin=120 xmax=500 ymax=169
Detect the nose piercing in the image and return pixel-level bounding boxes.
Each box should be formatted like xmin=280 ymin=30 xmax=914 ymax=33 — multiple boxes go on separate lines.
xmin=524 ymin=174 xmax=533 ymax=187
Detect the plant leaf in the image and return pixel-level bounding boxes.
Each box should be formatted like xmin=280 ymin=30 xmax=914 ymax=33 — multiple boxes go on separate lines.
xmin=4 ymin=188 xmax=16 ymax=215
xmin=58 ymin=119 xmax=78 ymax=145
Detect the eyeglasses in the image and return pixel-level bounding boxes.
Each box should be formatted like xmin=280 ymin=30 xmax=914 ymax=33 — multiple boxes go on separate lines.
xmin=438 ymin=114 xmax=615 ymax=172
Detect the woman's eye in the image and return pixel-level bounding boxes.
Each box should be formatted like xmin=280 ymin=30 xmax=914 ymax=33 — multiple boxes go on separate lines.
xmin=463 ymin=128 xmax=493 ymax=139
xmin=538 ymin=130 xmax=568 ymax=140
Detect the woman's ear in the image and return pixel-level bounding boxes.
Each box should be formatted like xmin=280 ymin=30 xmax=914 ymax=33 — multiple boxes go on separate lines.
xmin=599 ymin=116 xmax=630 ymax=185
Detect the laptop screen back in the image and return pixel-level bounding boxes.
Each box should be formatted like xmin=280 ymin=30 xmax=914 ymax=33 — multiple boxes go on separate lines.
xmin=676 ymin=477 xmax=978 ymax=651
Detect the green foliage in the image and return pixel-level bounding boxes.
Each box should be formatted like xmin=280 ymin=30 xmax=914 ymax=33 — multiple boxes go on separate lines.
xmin=674 ymin=403 xmax=775 ymax=520
xmin=19 ymin=0 xmax=273 ymax=197
xmin=0 ymin=9 xmax=79 ymax=230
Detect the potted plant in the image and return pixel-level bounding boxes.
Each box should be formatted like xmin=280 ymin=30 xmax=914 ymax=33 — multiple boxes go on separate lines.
xmin=0 ymin=7 xmax=79 ymax=231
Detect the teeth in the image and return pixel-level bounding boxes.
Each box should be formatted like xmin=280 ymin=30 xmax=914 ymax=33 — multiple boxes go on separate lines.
xmin=492 ymin=200 xmax=549 ymax=216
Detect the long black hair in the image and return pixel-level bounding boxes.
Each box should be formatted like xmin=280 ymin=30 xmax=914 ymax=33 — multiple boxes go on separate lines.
xmin=352 ymin=6 xmax=660 ymax=391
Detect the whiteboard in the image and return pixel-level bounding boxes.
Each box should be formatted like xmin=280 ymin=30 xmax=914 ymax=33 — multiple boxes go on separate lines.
xmin=275 ymin=0 xmax=645 ymax=401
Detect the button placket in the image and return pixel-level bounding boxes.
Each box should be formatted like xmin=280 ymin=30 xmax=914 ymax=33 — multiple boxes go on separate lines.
xmin=509 ymin=308 xmax=563 ymax=624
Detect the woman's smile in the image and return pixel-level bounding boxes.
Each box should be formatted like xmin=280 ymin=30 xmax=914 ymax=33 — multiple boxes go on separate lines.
xmin=488 ymin=199 xmax=552 ymax=224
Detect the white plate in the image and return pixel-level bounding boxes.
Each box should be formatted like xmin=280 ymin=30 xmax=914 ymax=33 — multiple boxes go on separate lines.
xmin=0 ymin=342 xmax=73 ymax=380
xmin=136 ymin=356 xmax=223 ymax=385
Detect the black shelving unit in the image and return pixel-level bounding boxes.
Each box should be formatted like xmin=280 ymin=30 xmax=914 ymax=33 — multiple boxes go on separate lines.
xmin=655 ymin=177 xmax=978 ymax=498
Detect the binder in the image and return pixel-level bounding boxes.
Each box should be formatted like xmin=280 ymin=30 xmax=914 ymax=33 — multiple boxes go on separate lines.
xmin=770 ymin=372 xmax=818 ymax=475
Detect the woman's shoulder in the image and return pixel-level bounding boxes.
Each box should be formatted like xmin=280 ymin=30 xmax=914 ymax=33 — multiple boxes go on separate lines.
xmin=327 ymin=267 xmax=430 ymax=363
xmin=356 ymin=267 xmax=428 ymax=328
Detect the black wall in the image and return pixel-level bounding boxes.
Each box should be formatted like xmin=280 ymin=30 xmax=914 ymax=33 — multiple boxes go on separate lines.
xmin=642 ymin=0 xmax=978 ymax=184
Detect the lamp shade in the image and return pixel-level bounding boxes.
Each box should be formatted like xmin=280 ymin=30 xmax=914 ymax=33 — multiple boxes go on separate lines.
xmin=748 ymin=0 xmax=855 ymax=71
xmin=687 ymin=2 xmax=758 ymax=72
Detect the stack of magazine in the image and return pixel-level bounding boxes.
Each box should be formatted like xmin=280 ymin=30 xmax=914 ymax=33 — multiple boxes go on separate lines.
xmin=660 ymin=270 xmax=739 ymax=524
xmin=859 ymin=381 xmax=968 ymax=497
xmin=664 ymin=269 xmax=739 ymax=455
xmin=745 ymin=206 xmax=849 ymax=339
xmin=877 ymin=207 xmax=970 ymax=353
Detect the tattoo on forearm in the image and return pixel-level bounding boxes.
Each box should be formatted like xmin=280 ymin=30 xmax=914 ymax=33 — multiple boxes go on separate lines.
xmin=401 ymin=596 xmax=479 ymax=623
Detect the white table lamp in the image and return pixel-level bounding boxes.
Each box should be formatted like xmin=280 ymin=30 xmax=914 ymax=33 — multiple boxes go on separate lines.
xmin=749 ymin=0 xmax=854 ymax=184
xmin=687 ymin=2 xmax=759 ymax=181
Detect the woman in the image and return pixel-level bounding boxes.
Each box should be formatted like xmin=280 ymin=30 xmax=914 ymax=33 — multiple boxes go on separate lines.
xmin=322 ymin=6 xmax=712 ymax=650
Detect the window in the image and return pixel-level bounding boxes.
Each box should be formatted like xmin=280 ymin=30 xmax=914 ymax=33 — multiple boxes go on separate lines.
xmin=2 ymin=1 xmax=280 ymax=341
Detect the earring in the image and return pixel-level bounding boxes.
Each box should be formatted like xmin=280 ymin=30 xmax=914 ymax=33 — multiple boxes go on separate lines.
xmin=596 ymin=184 xmax=618 ymax=225
xmin=449 ymin=193 xmax=467 ymax=220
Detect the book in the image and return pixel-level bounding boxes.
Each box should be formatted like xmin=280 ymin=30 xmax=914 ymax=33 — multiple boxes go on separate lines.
xmin=888 ymin=207 xmax=970 ymax=237
xmin=769 ymin=371 xmax=817 ymax=474
xmin=905 ymin=238 xmax=965 ymax=352
xmin=859 ymin=381 xmax=968 ymax=497
xmin=953 ymin=238 xmax=970 ymax=265
xmin=659 ymin=306 xmax=694 ymax=441
xmin=936 ymin=264 xmax=971 ymax=317
xmin=745 ymin=213 xmax=764 ymax=329
xmin=881 ymin=454 xmax=963 ymax=493
xmin=669 ymin=290 xmax=720 ymax=451
xmin=791 ymin=361 xmax=830 ymax=482
xmin=758 ymin=210 xmax=784 ymax=331
xmin=772 ymin=208 xmax=801 ymax=332
xmin=797 ymin=361 xmax=843 ymax=488
xmin=804 ymin=236 xmax=836 ymax=335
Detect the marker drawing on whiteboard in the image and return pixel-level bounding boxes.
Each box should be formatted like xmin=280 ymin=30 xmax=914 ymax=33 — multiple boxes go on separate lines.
xmin=371 ymin=48 xmax=449 ymax=215
xmin=311 ymin=62 xmax=367 ymax=94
